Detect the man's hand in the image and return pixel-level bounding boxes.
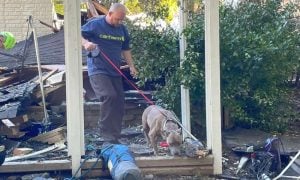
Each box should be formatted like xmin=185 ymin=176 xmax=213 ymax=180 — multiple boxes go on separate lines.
xmin=122 ymin=50 xmax=137 ymax=78
xmin=129 ymin=66 xmax=138 ymax=78
xmin=82 ymin=38 xmax=96 ymax=51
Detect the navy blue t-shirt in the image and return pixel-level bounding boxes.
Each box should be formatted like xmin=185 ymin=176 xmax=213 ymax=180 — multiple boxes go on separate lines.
xmin=81 ymin=16 xmax=130 ymax=77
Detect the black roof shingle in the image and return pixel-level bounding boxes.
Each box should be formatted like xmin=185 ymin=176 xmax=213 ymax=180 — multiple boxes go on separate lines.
xmin=0 ymin=30 xmax=88 ymax=69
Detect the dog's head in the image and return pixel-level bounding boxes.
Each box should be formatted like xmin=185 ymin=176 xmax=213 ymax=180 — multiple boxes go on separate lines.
xmin=166 ymin=130 xmax=182 ymax=156
xmin=163 ymin=119 xmax=182 ymax=155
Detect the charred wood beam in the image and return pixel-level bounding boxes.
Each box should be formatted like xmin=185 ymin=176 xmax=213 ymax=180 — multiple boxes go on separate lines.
xmin=91 ymin=0 xmax=108 ymax=15
xmin=0 ymin=81 xmax=37 ymax=104
xmin=39 ymin=20 xmax=59 ymax=33
xmin=0 ymin=51 xmax=22 ymax=60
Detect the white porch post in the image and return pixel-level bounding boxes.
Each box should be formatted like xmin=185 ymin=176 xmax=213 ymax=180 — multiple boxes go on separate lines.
xmin=179 ymin=0 xmax=191 ymax=138
xmin=205 ymin=0 xmax=222 ymax=174
xmin=64 ymin=0 xmax=85 ymax=176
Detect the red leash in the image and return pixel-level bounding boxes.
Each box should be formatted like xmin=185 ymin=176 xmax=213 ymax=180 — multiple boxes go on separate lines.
xmin=98 ymin=49 xmax=155 ymax=105
xmin=98 ymin=48 xmax=175 ymax=120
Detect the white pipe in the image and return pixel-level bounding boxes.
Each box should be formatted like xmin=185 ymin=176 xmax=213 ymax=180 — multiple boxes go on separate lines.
xmin=179 ymin=0 xmax=191 ymax=140
xmin=277 ymin=176 xmax=300 ymax=179
xmin=29 ymin=16 xmax=49 ymax=125
xmin=273 ymin=150 xmax=300 ymax=180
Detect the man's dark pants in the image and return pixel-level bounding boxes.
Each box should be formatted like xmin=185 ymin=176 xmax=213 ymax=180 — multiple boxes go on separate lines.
xmin=89 ymin=74 xmax=124 ymax=141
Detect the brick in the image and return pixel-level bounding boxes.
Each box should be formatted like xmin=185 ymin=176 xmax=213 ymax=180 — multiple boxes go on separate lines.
xmin=1 ymin=0 xmax=52 ymax=41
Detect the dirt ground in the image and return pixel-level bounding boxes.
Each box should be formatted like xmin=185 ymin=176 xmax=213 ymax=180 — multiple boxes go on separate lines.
xmin=220 ymin=88 xmax=300 ymax=179
xmin=1 ymin=89 xmax=299 ymax=179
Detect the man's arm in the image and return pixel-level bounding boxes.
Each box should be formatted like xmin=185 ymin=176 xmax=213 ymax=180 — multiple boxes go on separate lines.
xmin=122 ymin=50 xmax=138 ymax=77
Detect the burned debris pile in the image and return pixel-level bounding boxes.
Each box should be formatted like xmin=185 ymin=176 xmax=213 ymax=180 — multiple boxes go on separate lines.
xmin=0 ymin=64 xmax=153 ymax=160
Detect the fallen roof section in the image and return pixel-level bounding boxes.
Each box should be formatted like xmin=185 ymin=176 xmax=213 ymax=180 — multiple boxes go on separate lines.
xmin=0 ymin=30 xmax=88 ymax=70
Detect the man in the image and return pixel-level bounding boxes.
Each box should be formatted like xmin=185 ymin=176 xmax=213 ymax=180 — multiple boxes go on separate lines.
xmin=0 ymin=32 xmax=16 ymax=50
xmin=81 ymin=3 xmax=137 ymax=143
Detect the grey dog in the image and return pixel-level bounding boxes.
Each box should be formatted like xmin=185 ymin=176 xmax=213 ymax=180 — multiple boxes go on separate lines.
xmin=142 ymin=105 xmax=182 ymax=156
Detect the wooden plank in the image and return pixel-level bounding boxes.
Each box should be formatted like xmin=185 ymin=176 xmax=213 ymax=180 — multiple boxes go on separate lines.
xmin=46 ymin=135 xmax=66 ymax=145
xmin=136 ymin=155 xmax=213 ymax=167
xmin=27 ymin=106 xmax=45 ymax=121
xmin=7 ymin=132 xmax=26 ymax=138
xmin=30 ymin=127 xmax=66 ymax=144
xmin=34 ymin=68 xmax=58 ymax=84
xmin=10 ymin=115 xmax=29 ymax=125
xmin=0 ymin=67 xmax=47 ymax=87
xmin=35 ymin=130 xmax=66 ymax=143
xmin=30 ymin=126 xmax=66 ymax=142
xmin=32 ymin=83 xmax=65 ymax=100
xmin=81 ymin=156 xmax=213 ymax=169
xmin=5 ymin=143 xmax=66 ymax=162
xmin=45 ymin=71 xmax=65 ymax=85
xmin=27 ymin=106 xmax=44 ymax=112
xmin=0 ymin=74 xmax=17 ymax=87
xmin=87 ymin=0 xmax=99 ymax=17
xmin=0 ymin=156 xmax=213 ymax=175
xmin=13 ymin=148 xmax=33 ymax=156
xmin=0 ymin=160 xmax=71 ymax=172
xmin=0 ymin=67 xmax=8 ymax=74
xmin=0 ymin=125 xmax=25 ymax=138
xmin=39 ymin=20 xmax=59 ymax=33
xmin=81 ymin=169 xmax=110 ymax=178
xmin=141 ymin=166 xmax=213 ymax=176
xmin=1 ymin=119 xmax=15 ymax=127
xmin=91 ymin=0 xmax=108 ymax=15
xmin=82 ymin=166 xmax=213 ymax=178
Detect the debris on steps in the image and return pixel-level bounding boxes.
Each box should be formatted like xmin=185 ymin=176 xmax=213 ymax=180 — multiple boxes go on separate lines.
xmin=29 ymin=126 xmax=66 ymax=145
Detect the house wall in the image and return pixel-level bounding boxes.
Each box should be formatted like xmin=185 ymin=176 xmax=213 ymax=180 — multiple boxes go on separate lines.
xmin=0 ymin=0 xmax=53 ymax=42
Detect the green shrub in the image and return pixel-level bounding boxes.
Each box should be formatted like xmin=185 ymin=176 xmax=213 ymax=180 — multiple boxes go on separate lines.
xmin=129 ymin=0 xmax=299 ymax=132
xmin=128 ymin=21 xmax=181 ymax=108
xmin=218 ymin=0 xmax=299 ymax=131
